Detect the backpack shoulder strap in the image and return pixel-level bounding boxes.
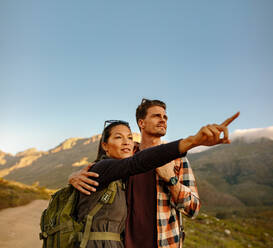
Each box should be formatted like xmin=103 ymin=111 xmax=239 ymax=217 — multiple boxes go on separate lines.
xmin=80 ymin=181 xmax=119 ymax=248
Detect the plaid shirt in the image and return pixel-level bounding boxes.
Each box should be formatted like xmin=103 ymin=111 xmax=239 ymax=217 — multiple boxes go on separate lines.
xmin=156 ymin=157 xmax=200 ymax=247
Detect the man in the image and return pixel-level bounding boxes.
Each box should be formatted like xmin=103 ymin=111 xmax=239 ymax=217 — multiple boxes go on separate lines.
xmin=69 ymin=99 xmax=239 ymax=247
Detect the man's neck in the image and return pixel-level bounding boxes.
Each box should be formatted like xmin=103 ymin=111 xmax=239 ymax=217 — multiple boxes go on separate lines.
xmin=139 ymin=133 xmax=162 ymax=151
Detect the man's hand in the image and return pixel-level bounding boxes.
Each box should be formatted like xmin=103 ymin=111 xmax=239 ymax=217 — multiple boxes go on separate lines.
xmin=193 ymin=112 xmax=240 ymax=146
xmin=179 ymin=112 xmax=240 ymax=153
xmin=68 ymin=163 xmax=99 ymax=195
xmin=156 ymin=161 xmax=181 ymax=203
xmin=156 ymin=162 xmax=175 ymax=183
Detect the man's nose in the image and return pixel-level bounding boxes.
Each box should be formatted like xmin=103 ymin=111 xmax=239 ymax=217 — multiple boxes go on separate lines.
xmin=159 ymin=116 xmax=166 ymax=123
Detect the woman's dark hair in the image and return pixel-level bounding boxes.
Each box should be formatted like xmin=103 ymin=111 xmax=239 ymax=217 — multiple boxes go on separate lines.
xmin=95 ymin=120 xmax=131 ymax=162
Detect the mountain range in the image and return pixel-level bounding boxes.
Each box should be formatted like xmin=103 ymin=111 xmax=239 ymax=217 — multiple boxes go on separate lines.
xmin=188 ymin=137 xmax=273 ymax=208
xmin=0 ymin=132 xmax=272 ymax=209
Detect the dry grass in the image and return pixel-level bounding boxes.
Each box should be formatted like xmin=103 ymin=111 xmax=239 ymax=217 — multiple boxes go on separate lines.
xmin=0 ymin=178 xmax=54 ymax=211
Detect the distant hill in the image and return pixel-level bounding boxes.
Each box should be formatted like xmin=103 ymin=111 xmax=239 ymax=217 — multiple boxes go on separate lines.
xmin=1 ymin=133 xmax=272 ymax=210
xmin=0 ymin=178 xmax=51 ymax=210
xmin=2 ymin=136 xmax=101 ymax=188
xmin=188 ymin=137 xmax=273 ymax=208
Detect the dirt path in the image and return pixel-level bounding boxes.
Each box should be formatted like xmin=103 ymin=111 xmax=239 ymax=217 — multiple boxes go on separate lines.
xmin=0 ymin=200 xmax=49 ymax=248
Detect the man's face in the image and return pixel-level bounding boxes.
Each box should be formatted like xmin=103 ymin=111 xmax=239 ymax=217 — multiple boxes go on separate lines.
xmin=139 ymin=106 xmax=168 ymax=137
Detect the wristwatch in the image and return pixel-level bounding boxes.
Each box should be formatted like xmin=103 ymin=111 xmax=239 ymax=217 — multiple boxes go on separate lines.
xmin=167 ymin=176 xmax=178 ymax=186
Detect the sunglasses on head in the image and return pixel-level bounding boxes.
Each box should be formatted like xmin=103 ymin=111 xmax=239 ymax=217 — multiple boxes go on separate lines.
xmin=141 ymin=98 xmax=150 ymax=104
xmin=101 ymin=120 xmax=130 ymax=142
xmin=103 ymin=120 xmax=129 ymax=129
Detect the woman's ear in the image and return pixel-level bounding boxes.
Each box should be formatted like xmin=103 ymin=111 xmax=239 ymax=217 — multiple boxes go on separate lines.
xmin=101 ymin=142 xmax=108 ymax=153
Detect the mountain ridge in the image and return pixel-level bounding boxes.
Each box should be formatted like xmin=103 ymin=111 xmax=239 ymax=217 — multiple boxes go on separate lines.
xmin=0 ymin=133 xmax=272 ymax=209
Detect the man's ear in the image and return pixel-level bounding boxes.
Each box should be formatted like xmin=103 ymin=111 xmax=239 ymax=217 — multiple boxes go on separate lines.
xmin=138 ymin=119 xmax=145 ymax=130
xmin=101 ymin=142 xmax=108 ymax=153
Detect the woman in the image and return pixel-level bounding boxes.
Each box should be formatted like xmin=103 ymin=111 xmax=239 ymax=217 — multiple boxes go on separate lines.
xmin=75 ymin=120 xmax=185 ymax=248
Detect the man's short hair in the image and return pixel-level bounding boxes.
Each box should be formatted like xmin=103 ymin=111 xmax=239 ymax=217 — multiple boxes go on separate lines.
xmin=136 ymin=98 xmax=166 ymax=129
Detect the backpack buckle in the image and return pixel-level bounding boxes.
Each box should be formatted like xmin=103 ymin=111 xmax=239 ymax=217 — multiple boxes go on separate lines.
xmin=100 ymin=190 xmax=113 ymax=204
xmin=39 ymin=232 xmax=48 ymax=240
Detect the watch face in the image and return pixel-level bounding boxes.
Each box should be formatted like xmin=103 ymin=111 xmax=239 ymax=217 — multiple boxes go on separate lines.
xmin=170 ymin=176 xmax=178 ymax=185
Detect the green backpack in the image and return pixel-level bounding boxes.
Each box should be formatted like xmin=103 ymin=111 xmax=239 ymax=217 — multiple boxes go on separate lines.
xmin=40 ymin=181 xmax=119 ymax=248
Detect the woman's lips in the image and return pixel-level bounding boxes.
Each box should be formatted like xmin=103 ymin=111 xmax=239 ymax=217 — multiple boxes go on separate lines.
xmin=121 ymin=148 xmax=131 ymax=153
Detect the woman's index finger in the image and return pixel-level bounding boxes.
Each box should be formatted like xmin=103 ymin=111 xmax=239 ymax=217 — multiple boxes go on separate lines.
xmin=221 ymin=112 xmax=240 ymax=127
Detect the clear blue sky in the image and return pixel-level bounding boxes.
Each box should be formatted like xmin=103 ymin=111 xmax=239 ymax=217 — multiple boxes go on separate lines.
xmin=1 ymin=0 xmax=272 ymax=154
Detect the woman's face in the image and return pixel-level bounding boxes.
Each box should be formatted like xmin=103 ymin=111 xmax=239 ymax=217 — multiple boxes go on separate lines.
xmin=102 ymin=124 xmax=134 ymax=159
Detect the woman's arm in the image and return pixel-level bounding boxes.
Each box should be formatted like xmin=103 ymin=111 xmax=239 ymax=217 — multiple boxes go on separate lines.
xmin=90 ymin=140 xmax=182 ymax=190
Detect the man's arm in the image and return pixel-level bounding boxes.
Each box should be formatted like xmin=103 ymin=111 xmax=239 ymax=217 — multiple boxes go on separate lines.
xmin=156 ymin=112 xmax=240 ymax=215
xmin=68 ymin=163 xmax=99 ymax=195
xmin=156 ymin=157 xmax=200 ymax=217
xmin=175 ymin=157 xmax=200 ymax=217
